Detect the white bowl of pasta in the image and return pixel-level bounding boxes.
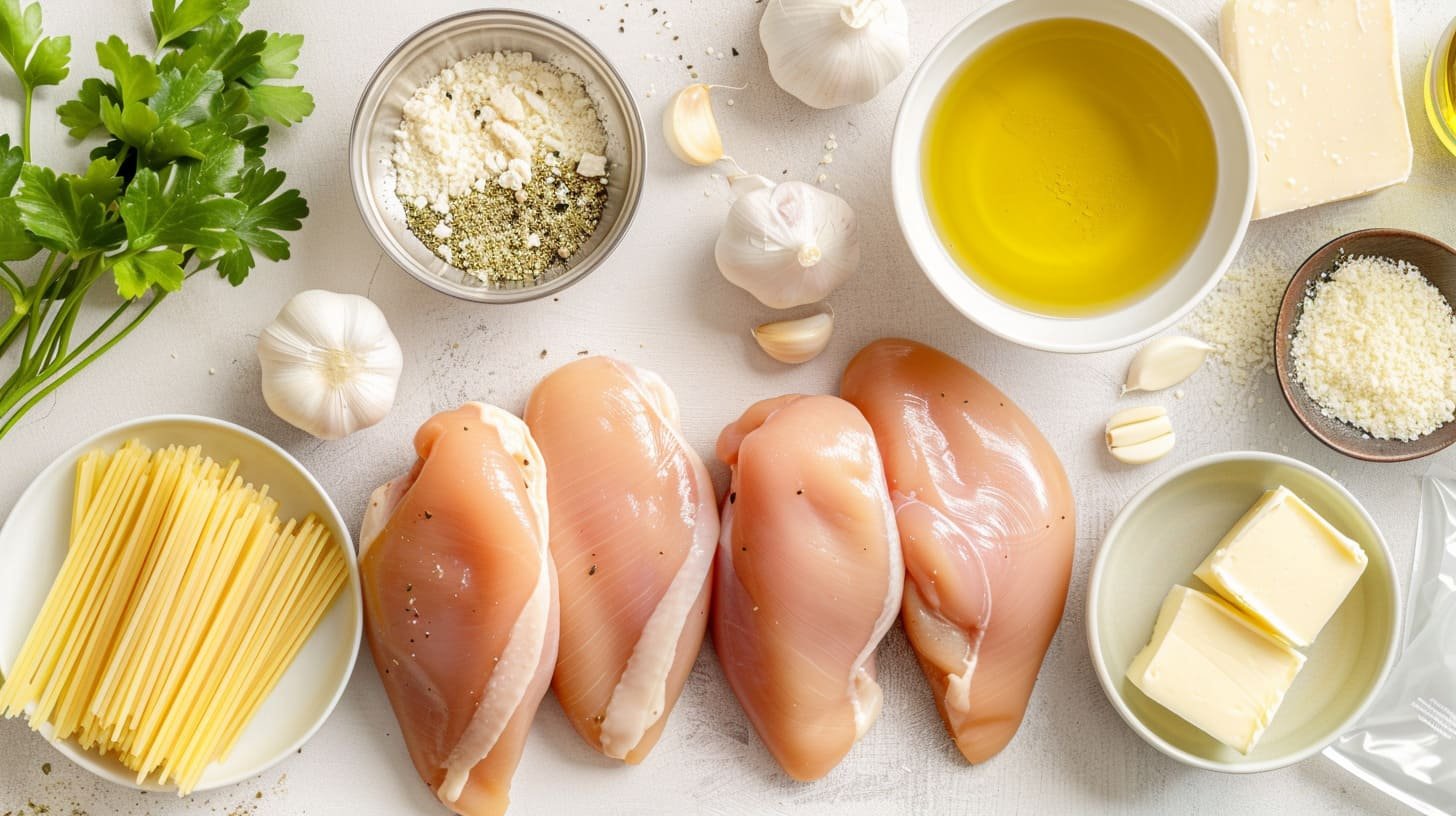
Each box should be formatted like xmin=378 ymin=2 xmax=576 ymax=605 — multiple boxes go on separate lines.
xmin=0 ymin=415 xmax=362 ymax=794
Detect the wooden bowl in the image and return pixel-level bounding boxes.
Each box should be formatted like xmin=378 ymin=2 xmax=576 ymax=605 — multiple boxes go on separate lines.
xmin=1274 ymin=228 xmax=1456 ymax=463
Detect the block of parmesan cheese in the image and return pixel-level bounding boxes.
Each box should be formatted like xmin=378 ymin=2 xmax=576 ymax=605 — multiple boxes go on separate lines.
xmin=1220 ymin=0 xmax=1413 ymax=219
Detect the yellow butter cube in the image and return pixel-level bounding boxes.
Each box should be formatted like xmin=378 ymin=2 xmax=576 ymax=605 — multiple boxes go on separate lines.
xmin=1195 ymin=486 xmax=1367 ymax=647
xmin=1127 ymin=586 xmax=1306 ymax=754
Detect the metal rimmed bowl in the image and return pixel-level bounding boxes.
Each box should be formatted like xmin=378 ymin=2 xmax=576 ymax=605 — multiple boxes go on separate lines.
xmin=349 ymin=9 xmax=646 ymax=303
xmin=1275 ymin=228 xmax=1456 ymax=463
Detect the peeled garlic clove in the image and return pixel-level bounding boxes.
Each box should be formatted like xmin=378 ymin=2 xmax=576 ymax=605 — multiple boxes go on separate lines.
xmin=759 ymin=0 xmax=910 ymax=109
xmin=752 ymin=309 xmax=834 ymax=364
xmin=1123 ymin=336 xmax=1215 ymax=394
xmin=1106 ymin=406 xmax=1175 ymax=465
xmin=663 ymin=84 xmax=724 ymax=166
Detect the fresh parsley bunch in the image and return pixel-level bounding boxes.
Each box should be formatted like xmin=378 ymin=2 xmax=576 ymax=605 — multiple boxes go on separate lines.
xmin=0 ymin=0 xmax=312 ymax=441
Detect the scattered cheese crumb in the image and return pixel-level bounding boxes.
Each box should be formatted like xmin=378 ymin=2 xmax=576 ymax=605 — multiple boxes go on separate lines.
xmin=1186 ymin=258 xmax=1289 ymax=386
xmin=1291 ymin=255 xmax=1456 ymax=441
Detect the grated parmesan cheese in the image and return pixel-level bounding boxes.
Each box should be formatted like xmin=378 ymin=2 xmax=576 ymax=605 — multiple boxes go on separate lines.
xmin=1290 ymin=255 xmax=1456 ymax=441
xmin=391 ymin=50 xmax=608 ymax=207
xmin=1186 ymin=260 xmax=1290 ymax=386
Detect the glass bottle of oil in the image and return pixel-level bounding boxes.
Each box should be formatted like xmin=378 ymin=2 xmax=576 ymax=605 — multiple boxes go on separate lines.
xmin=1426 ymin=16 xmax=1456 ymax=157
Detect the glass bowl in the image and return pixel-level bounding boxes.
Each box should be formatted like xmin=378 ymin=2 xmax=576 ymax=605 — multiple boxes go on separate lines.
xmin=1425 ymin=15 xmax=1456 ymax=158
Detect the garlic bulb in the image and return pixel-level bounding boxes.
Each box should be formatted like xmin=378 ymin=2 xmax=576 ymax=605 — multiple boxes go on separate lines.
xmin=759 ymin=0 xmax=909 ymax=109
xmin=716 ymin=175 xmax=859 ymax=308
xmin=663 ymin=84 xmax=725 ymax=166
xmin=753 ymin=309 xmax=834 ymax=364
xmin=257 ymin=290 xmax=404 ymax=440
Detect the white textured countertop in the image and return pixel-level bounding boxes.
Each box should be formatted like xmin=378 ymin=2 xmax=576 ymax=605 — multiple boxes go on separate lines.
xmin=2 ymin=0 xmax=1451 ymax=813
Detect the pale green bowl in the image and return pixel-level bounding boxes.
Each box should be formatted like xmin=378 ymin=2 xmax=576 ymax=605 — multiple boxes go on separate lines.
xmin=1087 ymin=452 xmax=1400 ymax=772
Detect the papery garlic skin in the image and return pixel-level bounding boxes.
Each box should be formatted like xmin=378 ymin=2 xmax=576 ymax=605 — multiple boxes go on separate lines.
xmin=257 ymin=290 xmax=404 ymax=440
xmin=759 ymin=0 xmax=909 ymax=110
xmin=717 ymin=179 xmax=859 ymax=308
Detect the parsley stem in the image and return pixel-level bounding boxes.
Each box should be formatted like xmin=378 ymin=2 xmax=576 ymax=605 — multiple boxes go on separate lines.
xmin=0 ymin=293 xmax=164 ymax=441
xmin=19 ymin=87 xmax=31 ymax=162
xmin=31 ymin=260 xmax=87 ymax=371
xmin=17 ymin=252 xmax=61 ymax=381
xmin=0 ymin=261 xmax=22 ymax=293
xmin=0 ymin=308 xmax=22 ymax=354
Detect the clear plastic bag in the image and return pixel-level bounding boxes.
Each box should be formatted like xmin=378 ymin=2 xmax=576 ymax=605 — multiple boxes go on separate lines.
xmin=1325 ymin=471 xmax=1456 ymax=816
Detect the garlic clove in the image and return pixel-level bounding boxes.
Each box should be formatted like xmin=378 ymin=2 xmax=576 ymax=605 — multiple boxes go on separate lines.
xmin=759 ymin=0 xmax=910 ymax=110
xmin=1123 ymin=336 xmax=1215 ymax=394
xmin=663 ymin=84 xmax=724 ymax=166
xmin=1106 ymin=405 xmax=1175 ymax=465
xmin=1108 ymin=433 xmax=1176 ymax=466
xmin=752 ymin=309 xmax=834 ymax=364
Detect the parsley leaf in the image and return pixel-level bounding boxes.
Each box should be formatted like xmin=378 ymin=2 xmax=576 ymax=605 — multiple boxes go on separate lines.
xmin=216 ymin=165 xmax=305 ymax=284
xmin=57 ymin=78 xmax=119 ymax=139
xmin=0 ymin=0 xmax=68 ymax=91
xmin=143 ymin=122 xmax=201 ymax=165
xmin=151 ymin=67 xmax=222 ymax=126
xmin=240 ymin=32 xmax=300 ymax=83
xmin=96 ymin=36 xmax=159 ymax=104
xmin=15 ymin=164 xmax=124 ymax=257
xmin=113 ymin=247 xmax=184 ymax=299
xmin=0 ymin=137 xmax=38 ymax=262
xmin=97 ymin=97 xmax=159 ymax=147
xmin=0 ymin=133 xmax=22 ymax=195
xmin=245 ymin=84 xmax=313 ymax=127
xmin=119 ymin=167 xmax=245 ymax=253
xmin=150 ymin=0 xmax=239 ymax=49
xmin=176 ymin=121 xmax=244 ymax=194
xmin=65 ymin=157 xmax=122 ymax=202
xmin=0 ymin=197 xmax=39 ymax=261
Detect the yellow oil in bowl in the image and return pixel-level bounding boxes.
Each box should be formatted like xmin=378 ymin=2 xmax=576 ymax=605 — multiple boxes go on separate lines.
xmin=1425 ymin=16 xmax=1456 ymax=157
xmin=922 ymin=18 xmax=1218 ymax=317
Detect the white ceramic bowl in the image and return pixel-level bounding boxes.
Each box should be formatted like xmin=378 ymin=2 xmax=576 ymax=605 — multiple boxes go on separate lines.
xmin=891 ymin=0 xmax=1256 ymax=353
xmin=0 ymin=415 xmax=362 ymax=793
xmin=1086 ymin=452 xmax=1400 ymax=772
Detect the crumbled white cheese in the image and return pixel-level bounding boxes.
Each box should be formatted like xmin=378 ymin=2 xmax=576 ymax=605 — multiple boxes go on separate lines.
xmin=1291 ymin=256 xmax=1456 ymax=441
xmin=391 ymin=50 xmax=608 ymax=202
xmin=575 ymin=152 xmax=607 ymax=178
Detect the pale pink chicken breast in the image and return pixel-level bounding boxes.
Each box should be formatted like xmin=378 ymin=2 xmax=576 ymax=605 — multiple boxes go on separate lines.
xmin=712 ymin=395 xmax=902 ymax=782
xmin=359 ymin=403 xmax=558 ymax=816
xmin=524 ymin=357 xmax=716 ymax=763
xmin=841 ymin=339 xmax=1075 ymax=764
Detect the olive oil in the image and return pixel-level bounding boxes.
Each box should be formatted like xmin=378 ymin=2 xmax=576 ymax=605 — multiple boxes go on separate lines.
xmin=923 ymin=19 xmax=1218 ymax=317
xmin=1424 ymin=17 xmax=1456 ymax=157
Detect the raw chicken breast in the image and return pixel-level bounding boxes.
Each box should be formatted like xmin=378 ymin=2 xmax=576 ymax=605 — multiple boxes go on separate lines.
xmin=524 ymin=357 xmax=716 ymax=763
xmin=359 ymin=403 xmax=559 ymax=816
xmin=712 ymin=395 xmax=902 ymax=781
xmin=841 ymin=339 xmax=1074 ymax=764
